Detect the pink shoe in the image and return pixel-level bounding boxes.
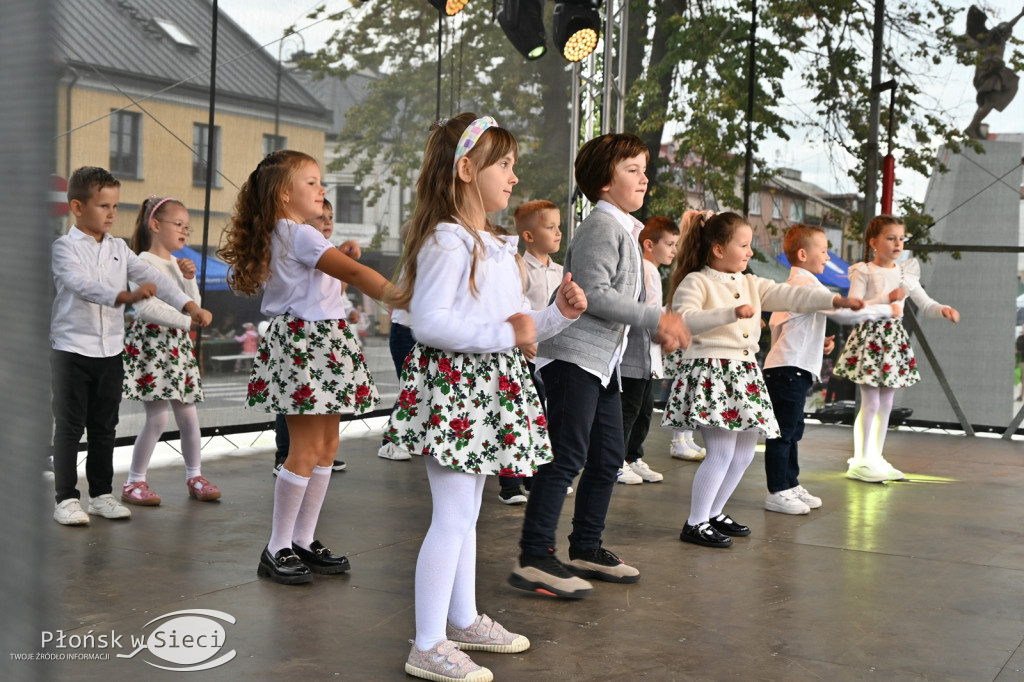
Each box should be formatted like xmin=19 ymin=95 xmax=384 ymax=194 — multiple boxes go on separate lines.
xmin=186 ymin=476 xmax=221 ymax=501
xmin=121 ymin=481 xmax=161 ymax=506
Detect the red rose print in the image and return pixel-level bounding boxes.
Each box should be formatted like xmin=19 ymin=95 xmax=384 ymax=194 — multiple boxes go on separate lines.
xmin=125 ymin=345 xmax=139 ymax=358
xmin=721 ymin=408 xmax=740 ymax=421
xmin=355 ymin=384 xmax=370 ymax=400
xmin=499 ymin=376 xmax=510 ymax=392
xmin=504 ymin=433 xmax=516 ymax=445
xmin=535 ymin=415 xmax=547 ymax=428
xmin=450 ymin=370 xmax=462 ymax=384
xmin=909 ymin=358 xmax=917 ymax=369
xmin=745 ymin=382 xmax=759 ymax=395
xmin=438 ymin=358 xmax=452 ymax=373
xmin=430 ymin=414 xmax=441 ymax=426
xmin=882 ymin=363 xmax=891 ymax=372
xmin=294 ymin=385 xmax=313 ymax=400
xmin=846 ymin=356 xmax=859 ymax=366
xmin=146 ymin=323 xmax=160 ymax=332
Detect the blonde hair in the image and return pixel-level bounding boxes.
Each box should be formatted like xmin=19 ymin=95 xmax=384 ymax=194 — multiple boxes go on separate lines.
xmin=513 ymin=199 xmax=558 ymax=238
xmin=218 ymin=150 xmax=317 ymax=296
xmin=391 ymin=113 xmax=520 ymax=310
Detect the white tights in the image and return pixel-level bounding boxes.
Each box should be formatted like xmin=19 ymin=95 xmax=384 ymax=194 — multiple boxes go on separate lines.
xmin=414 ymin=456 xmax=485 ymax=651
xmin=853 ymin=385 xmax=896 ymax=466
xmin=687 ymin=427 xmax=758 ymax=526
xmin=127 ymin=400 xmax=202 ymax=482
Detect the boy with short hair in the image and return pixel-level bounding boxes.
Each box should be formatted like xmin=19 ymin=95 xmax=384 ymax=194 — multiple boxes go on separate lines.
xmin=763 ymin=224 xmax=894 ymax=514
xmin=509 ymin=134 xmax=689 ymax=599
xmin=618 ymin=216 xmax=680 ymax=485
xmin=50 ymin=166 xmax=212 ymax=526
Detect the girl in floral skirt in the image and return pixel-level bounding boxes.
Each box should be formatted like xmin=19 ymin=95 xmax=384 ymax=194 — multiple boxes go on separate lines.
xmin=122 ymin=196 xmax=219 ymax=506
xmin=384 ymin=114 xmax=586 ymax=682
xmin=219 ymin=150 xmax=393 ymax=586
xmin=833 ymin=215 xmax=959 ymax=483
xmin=663 ymin=211 xmax=863 ymax=548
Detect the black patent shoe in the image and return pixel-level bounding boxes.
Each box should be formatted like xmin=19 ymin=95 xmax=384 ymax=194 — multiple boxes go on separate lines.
xmin=292 ymin=540 xmax=351 ymax=574
xmin=708 ymin=513 xmax=751 ymax=537
xmin=680 ymin=522 xmax=733 ymax=548
xmin=257 ymin=545 xmax=313 ymax=584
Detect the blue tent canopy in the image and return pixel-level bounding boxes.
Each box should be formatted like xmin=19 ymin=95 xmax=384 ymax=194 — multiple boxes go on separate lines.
xmin=776 ymin=251 xmax=851 ymax=292
xmin=172 ymin=245 xmax=230 ymax=291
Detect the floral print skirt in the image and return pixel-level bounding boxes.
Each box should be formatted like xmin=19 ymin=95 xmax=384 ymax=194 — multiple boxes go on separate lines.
xmin=833 ymin=318 xmax=920 ymax=388
xmin=383 ymin=344 xmax=553 ymax=476
xmin=246 ymin=314 xmax=379 ymax=415
xmin=661 ymin=358 xmax=779 ymax=437
xmin=123 ymin=320 xmax=203 ymax=403
xmin=662 ymin=348 xmax=686 ymax=378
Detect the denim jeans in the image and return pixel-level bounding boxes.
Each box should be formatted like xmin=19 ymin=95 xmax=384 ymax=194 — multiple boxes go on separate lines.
xmin=520 ymin=361 xmax=624 ymax=555
xmin=620 ymin=376 xmax=653 ymax=464
xmin=763 ymin=366 xmax=814 ymax=493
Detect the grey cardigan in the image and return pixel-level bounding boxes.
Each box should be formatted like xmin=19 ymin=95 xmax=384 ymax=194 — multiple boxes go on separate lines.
xmin=537 ymin=209 xmax=660 ymax=376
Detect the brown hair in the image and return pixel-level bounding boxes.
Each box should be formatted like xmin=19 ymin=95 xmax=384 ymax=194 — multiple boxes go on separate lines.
xmin=218 ymin=149 xmax=318 ymax=296
xmin=130 ymin=196 xmax=186 ymax=255
xmin=574 ymin=133 xmax=649 ymax=204
xmin=513 ymin=199 xmax=558 ymax=237
xmin=782 ymin=223 xmax=825 ymax=263
xmin=391 ymin=113 xmax=520 ymax=310
xmin=669 ymin=210 xmax=749 ymax=297
xmin=638 ymin=215 xmax=679 ymax=250
xmin=68 ymin=166 xmax=120 ymax=205
xmin=863 ymin=214 xmax=903 ymax=262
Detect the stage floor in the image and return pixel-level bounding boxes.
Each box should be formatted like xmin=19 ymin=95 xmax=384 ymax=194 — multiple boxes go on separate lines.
xmin=37 ymin=422 xmax=1024 ymax=681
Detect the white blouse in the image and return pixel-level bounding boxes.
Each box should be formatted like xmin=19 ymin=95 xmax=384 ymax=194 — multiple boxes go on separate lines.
xmin=847 ymin=259 xmax=946 ymax=319
xmin=261 ymin=219 xmax=348 ymax=321
xmin=411 ymin=222 xmax=573 ymax=354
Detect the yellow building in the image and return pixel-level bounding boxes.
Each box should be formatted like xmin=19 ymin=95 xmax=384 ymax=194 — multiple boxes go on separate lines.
xmin=54 ymin=0 xmax=330 ymax=247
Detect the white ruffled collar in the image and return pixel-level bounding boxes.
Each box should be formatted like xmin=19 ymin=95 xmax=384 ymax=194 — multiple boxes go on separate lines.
xmin=435 ymin=221 xmax=519 ymax=261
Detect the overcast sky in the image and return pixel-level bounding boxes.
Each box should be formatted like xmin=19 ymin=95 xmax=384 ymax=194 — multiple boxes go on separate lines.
xmin=217 ymin=0 xmax=1024 ymax=204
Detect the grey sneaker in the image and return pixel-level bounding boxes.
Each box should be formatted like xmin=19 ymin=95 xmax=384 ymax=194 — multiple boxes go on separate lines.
xmin=54 ymin=499 xmax=89 ymax=526
xmin=87 ymin=494 xmax=131 ymax=519
xmin=404 ymin=639 xmax=492 ymax=682
xmin=446 ymin=614 xmax=530 ymax=653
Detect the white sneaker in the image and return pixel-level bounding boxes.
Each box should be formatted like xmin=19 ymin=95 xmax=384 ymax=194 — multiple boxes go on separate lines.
xmin=616 ymin=465 xmax=643 ymax=484
xmin=54 ymin=499 xmax=89 ymax=526
xmin=377 ymin=442 xmax=412 ymax=461
xmin=846 ymin=463 xmax=888 ymax=483
xmin=670 ymin=439 xmax=705 ymax=461
xmin=877 ymin=459 xmax=905 ymax=481
xmin=765 ymin=488 xmax=811 ymax=515
xmin=792 ymin=485 xmax=822 ymax=509
xmin=87 ymin=494 xmax=132 ymax=519
xmin=628 ymin=458 xmax=664 ymax=483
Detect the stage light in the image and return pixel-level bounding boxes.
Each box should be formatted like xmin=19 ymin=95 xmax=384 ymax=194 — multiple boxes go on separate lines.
xmin=428 ymin=0 xmax=468 ymax=16
xmin=553 ymin=1 xmax=601 ymax=62
xmin=498 ymin=0 xmax=547 ymax=60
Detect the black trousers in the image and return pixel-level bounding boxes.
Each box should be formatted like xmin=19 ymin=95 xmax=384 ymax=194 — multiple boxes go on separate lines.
xmin=620 ymin=376 xmax=653 ymax=464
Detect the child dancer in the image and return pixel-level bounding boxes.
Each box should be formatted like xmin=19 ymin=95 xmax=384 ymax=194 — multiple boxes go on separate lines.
xmin=762 ymin=224 xmax=894 ymax=514
xmin=121 ymin=196 xmax=220 ymax=506
xmin=384 ymin=114 xmax=586 ymax=682
xmin=219 ymin=149 xmax=392 ymax=585
xmin=834 ymin=215 xmax=959 ymax=482
xmin=664 ymin=211 xmax=864 ymax=548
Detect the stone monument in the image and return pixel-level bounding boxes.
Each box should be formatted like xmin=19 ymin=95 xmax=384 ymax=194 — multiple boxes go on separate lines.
xmin=960 ymin=4 xmax=1024 ymax=139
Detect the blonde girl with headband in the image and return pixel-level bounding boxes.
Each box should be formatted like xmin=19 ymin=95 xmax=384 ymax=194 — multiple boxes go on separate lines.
xmin=122 ymin=196 xmax=220 ymax=506
xmin=833 ymin=215 xmax=959 ymax=483
xmin=384 ymin=113 xmax=586 ymax=682
xmin=663 ymin=210 xmax=865 ymax=548
xmin=219 ymin=150 xmax=394 ymax=586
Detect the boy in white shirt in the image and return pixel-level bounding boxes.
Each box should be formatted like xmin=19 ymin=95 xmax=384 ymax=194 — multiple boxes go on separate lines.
xmin=763 ymin=224 xmax=894 ymax=514
xmin=50 ymin=166 xmax=212 ymax=526
xmin=497 ymin=200 xmax=564 ymax=505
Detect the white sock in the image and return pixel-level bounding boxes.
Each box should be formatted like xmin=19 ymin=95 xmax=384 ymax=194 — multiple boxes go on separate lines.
xmin=687 ymin=427 xmax=737 ymax=525
xmin=854 ymin=386 xmax=881 ymax=466
xmin=672 ymin=429 xmax=687 ymax=443
xmin=291 ymin=465 xmax=332 ymax=550
xmin=709 ymin=430 xmax=758 ymax=518
xmin=414 ymin=457 xmax=484 ymax=651
xmin=872 ymin=387 xmax=897 ymax=461
xmin=170 ymin=400 xmax=202 ymax=479
xmin=127 ymin=401 xmax=169 ymax=483
xmin=268 ymin=468 xmax=309 ymax=554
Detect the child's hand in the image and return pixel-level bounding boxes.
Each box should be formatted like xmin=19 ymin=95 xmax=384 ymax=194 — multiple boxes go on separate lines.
xmin=891 ymin=303 xmax=903 ymax=318
xmin=522 ymin=343 xmax=537 ymax=361
xmin=506 ymin=313 xmax=536 ymax=349
xmin=555 ymin=272 xmax=587 ymax=319
xmin=823 ymin=335 xmax=836 ymax=355
xmin=657 ymin=311 xmax=691 ymax=352
xmin=177 ymin=258 xmax=196 ymax=279
xmin=184 ymin=303 xmax=213 ymax=328
xmin=833 ymin=296 xmax=865 ymax=310
xmin=734 ymin=304 xmax=754 ymax=319
xmin=132 ymin=282 xmax=157 ymax=302
xmin=888 ymin=288 xmax=907 ymax=303
xmin=942 ymin=306 xmax=960 ymax=323
xmin=348 ymin=310 xmax=360 ymax=324
xmin=339 ymin=240 xmax=362 ymax=260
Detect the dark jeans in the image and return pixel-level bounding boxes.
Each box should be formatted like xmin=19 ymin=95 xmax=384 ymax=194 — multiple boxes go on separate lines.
xmin=763 ymin=366 xmax=814 ymax=493
xmin=389 ymin=322 xmax=416 ymax=377
xmin=620 ymin=376 xmax=653 ymax=464
xmin=51 ymin=351 xmax=123 ymax=503
xmin=520 ymin=361 xmax=624 ymax=555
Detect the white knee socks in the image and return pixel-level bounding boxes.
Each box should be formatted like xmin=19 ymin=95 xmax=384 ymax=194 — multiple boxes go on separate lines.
xmin=291 ymin=465 xmax=332 ymax=550
xmin=268 ymin=468 xmax=309 ymax=554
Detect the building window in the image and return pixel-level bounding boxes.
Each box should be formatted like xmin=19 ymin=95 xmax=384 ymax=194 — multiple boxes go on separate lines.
xmin=263 ymin=134 xmax=286 ymax=156
xmin=193 ymin=124 xmax=221 ymax=187
xmin=749 ymin=191 xmax=761 ymax=216
xmin=335 ymin=186 xmax=363 ymax=224
xmin=771 ymin=196 xmax=782 ymax=220
xmin=789 ymin=200 xmax=804 ymax=222
xmin=771 ymin=238 xmax=783 ymax=258
xmin=110 ymin=110 xmax=141 ymax=179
